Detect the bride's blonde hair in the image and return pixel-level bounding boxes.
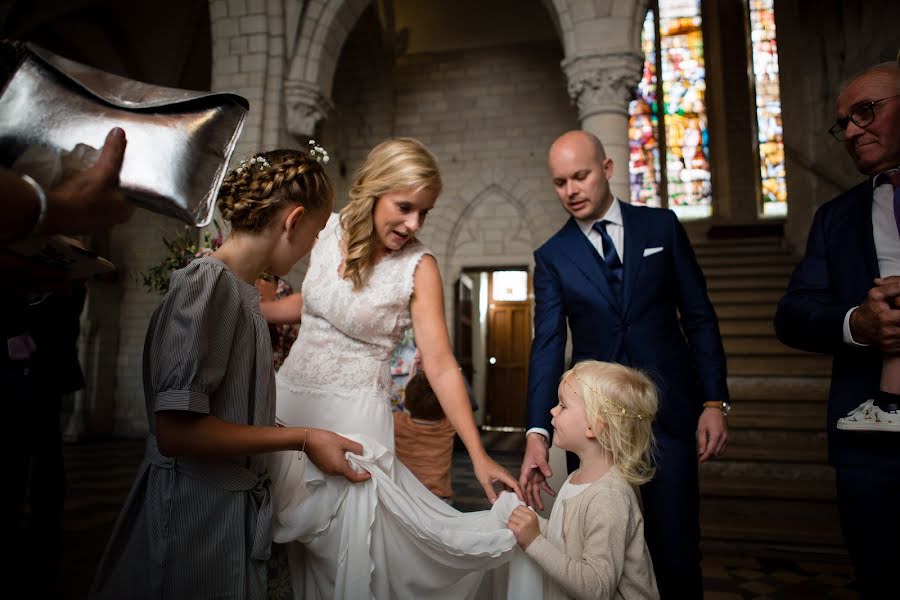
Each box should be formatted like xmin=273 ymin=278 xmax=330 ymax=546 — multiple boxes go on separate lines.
xmin=340 ymin=138 xmax=442 ymax=289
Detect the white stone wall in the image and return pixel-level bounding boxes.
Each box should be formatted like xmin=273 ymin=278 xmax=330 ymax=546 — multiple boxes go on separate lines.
xmin=103 ymin=0 xmax=285 ymax=435
xmin=100 ymin=0 xmax=614 ymax=435
xmin=386 ymin=42 xmax=579 ymax=317
xmin=320 ymin=4 xmax=395 ymax=216
xmin=775 ymin=0 xmax=900 ymax=252
xmin=105 ymin=212 xmax=186 ymax=435
xmin=210 ymin=0 xmax=285 ymax=159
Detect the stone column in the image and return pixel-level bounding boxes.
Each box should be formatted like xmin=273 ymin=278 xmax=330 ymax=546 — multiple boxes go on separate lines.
xmin=284 ymin=80 xmax=334 ymax=142
xmin=562 ymin=52 xmax=643 ymax=202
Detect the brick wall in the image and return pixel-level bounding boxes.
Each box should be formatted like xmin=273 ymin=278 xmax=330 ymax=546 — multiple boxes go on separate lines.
xmin=103 ymin=211 xmax=187 ymax=436
xmin=104 ymin=0 xmax=284 ymax=434
xmin=105 ymin=8 xmax=579 ymax=435
xmin=387 ymin=41 xmax=578 ymax=317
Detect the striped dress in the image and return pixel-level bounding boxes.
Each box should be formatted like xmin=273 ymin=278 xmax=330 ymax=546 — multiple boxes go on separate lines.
xmin=91 ymin=257 xmax=275 ymax=600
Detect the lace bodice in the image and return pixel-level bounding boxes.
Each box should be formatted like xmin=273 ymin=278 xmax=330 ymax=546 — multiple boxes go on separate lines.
xmin=276 ymin=213 xmax=432 ymax=397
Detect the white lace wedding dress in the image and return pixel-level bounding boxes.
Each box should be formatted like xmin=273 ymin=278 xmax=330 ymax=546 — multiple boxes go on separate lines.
xmin=269 ymin=214 xmax=534 ymax=600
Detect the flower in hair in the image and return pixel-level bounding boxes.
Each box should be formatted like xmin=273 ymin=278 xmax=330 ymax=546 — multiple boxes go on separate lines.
xmin=307 ymin=139 xmax=330 ymax=164
xmin=235 ymin=153 xmax=272 ymax=175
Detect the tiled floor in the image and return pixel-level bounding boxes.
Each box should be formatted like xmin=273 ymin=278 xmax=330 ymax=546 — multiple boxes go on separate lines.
xmin=45 ymin=437 xmax=858 ymax=599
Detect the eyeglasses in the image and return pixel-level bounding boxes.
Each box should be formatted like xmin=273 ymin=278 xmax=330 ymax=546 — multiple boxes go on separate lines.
xmin=829 ymin=94 xmax=900 ymax=141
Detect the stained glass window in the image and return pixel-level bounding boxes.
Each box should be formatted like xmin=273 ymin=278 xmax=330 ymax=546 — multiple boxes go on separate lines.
xmin=628 ymin=11 xmax=662 ymax=207
xmin=659 ymin=0 xmax=711 ymax=219
xmin=629 ymin=0 xmax=712 ymax=219
xmin=748 ymin=0 xmax=786 ymax=216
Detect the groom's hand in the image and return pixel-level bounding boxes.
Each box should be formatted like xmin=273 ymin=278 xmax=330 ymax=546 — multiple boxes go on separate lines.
xmin=697 ymin=407 xmax=728 ymax=463
xmin=304 ymin=429 xmax=371 ymax=483
xmin=519 ymin=433 xmax=556 ymax=511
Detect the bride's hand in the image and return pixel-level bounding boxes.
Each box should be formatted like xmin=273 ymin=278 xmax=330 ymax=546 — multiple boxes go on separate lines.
xmin=472 ymin=453 xmax=524 ymax=504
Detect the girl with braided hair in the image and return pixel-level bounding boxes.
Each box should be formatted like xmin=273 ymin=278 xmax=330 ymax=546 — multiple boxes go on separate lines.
xmin=90 ymin=149 xmax=369 ymax=600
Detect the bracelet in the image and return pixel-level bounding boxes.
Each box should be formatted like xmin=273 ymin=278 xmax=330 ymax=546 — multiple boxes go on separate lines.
xmin=20 ymin=174 xmax=48 ymax=237
xmin=299 ymin=427 xmax=308 ymax=456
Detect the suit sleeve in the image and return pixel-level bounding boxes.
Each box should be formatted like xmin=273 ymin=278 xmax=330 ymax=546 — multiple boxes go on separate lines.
xmin=774 ymin=205 xmax=847 ymax=353
xmin=526 ymin=249 xmax=567 ymax=433
xmin=669 ymin=212 xmax=729 ymax=404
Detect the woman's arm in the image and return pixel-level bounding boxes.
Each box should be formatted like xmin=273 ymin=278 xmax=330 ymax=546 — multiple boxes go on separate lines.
xmin=410 ymin=255 xmax=522 ymax=502
xmin=260 ymin=292 xmax=303 ymax=325
xmin=155 ymin=411 xmax=369 ymax=483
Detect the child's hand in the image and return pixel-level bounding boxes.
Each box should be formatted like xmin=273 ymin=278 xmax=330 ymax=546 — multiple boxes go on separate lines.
xmin=507 ymin=506 xmax=540 ymax=549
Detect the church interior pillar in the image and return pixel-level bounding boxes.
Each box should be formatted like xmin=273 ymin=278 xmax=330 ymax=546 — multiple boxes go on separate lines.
xmin=284 ymin=80 xmax=334 ymax=142
xmin=562 ymin=52 xmax=643 ymax=202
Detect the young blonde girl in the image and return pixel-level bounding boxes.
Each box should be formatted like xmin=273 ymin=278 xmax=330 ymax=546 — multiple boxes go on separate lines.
xmin=91 ymin=148 xmax=369 ymax=600
xmin=507 ymin=360 xmax=660 ymax=600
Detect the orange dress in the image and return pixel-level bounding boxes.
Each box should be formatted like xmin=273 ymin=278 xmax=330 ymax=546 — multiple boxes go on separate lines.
xmin=392 ymin=412 xmax=455 ymax=499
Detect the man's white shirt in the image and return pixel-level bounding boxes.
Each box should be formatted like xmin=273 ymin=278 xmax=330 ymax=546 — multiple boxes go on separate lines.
xmin=527 ymin=198 xmax=625 ymax=442
xmin=843 ymin=173 xmax=900 ymax=346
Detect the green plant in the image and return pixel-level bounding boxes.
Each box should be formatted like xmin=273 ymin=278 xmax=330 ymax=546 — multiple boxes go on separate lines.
xmin=140 ymin=221 xmax=224 ymax=295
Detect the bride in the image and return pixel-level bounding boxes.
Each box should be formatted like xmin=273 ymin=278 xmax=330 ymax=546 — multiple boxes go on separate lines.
xmin=270 ymin=138 xmax=525 ymax=599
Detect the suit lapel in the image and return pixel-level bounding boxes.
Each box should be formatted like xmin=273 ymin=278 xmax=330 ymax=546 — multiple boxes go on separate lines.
xmin=620 ymin=202 xmax=646 ymax=310
xmin=558 ymin=218 xmax=622 ymax=313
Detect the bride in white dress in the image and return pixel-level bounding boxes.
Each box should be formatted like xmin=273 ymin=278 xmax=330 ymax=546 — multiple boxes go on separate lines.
xmin=269 ymin=138 xmax=527 ymax=599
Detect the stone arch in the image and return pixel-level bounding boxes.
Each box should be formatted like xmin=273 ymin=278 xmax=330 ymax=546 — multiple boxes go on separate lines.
xmin=439 ymin=184 xmax=544 ymax=330
xmin=438 ymin=183 xmax=545 ymax=356
xmin=286 ymin=0 xmax=371 ymax=95
xmin=285 ymin=0 xmax=576 ymax=136
xmin=281 ymin=0 xmax=371 ymax=138
xmin=444 ymin=184 xmax=537 ymax=265
xmin=540 ymin=0 xmax=574 ymax=55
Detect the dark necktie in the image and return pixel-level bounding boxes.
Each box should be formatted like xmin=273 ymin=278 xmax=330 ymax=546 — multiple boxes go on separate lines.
xmin=592 ymin=220 xmax=623 ymax=298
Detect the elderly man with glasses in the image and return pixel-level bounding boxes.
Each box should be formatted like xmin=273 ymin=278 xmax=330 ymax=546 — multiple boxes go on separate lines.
xmin=775 ymin=60 xmax=900 ymax=599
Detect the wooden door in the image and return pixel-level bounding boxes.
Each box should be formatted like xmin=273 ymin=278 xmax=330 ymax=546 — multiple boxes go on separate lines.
xmin=454 ymin=275 xmax=474 ymax=386
xmin=485 ymin=275 xmax=531 ymax=427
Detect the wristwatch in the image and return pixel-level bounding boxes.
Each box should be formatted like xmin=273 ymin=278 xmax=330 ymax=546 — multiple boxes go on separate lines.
xmin=703 ymin=401 xmax=731 ymax=416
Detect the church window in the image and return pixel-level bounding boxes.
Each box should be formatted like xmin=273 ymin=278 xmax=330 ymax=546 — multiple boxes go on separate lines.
xmin=629 ymin=0 xmax=786 ymax=218
xmin=629 ymin=0 xmax=711 ymax=219
xmin=748 ymin=0 xmax=787 ymax=216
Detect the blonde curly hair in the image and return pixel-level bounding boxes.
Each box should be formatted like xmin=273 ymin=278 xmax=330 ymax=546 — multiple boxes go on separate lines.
xmin=217 ymin=149 xmax=333 ymax=232
xmin=340 ymin=138 xmax=442 ymax=289
xmin=564 ymin=361 xmax=659 ymax=486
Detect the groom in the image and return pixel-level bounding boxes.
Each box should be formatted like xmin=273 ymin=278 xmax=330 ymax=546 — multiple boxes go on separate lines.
xmin=519 ymin=130 xmax=729 ymax=598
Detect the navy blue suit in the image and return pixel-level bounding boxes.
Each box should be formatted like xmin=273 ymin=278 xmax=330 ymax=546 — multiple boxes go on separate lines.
xmin=775 ymin=180 xmax=900 ymax=599
xmin=527 ymin=202 xmax=728 ymax=598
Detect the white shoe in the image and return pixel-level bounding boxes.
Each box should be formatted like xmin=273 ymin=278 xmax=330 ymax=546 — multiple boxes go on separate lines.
xmin=836 ymin=399 xmax=900 ymax=432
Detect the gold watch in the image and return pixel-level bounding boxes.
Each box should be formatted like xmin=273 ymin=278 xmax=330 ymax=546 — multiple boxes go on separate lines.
xmin=703 ymin=401 xmax=731 ymax=416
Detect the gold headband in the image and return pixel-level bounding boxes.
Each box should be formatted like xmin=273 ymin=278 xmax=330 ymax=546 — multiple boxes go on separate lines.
xmin=563 ymin=373 xmax=651 ymax=420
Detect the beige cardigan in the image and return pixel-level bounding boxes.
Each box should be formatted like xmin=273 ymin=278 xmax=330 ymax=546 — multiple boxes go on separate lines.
xmin=524 ymin=468 xmax=659 ymax=600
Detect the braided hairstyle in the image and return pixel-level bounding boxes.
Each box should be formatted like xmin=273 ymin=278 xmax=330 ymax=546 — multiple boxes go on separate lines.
xmin=217 ymin=149 xmax=333 ymax=232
